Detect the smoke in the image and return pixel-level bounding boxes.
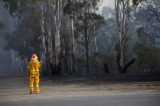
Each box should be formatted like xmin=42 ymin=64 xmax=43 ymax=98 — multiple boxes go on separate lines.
xmin=0 ymin=1 xmax=25 ymax=76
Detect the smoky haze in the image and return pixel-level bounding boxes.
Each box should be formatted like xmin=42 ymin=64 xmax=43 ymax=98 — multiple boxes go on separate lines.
xmin=0 ymin=0 xmax=160 ymax=79
xmin=0 ymin=2 xmax=26 ymax=76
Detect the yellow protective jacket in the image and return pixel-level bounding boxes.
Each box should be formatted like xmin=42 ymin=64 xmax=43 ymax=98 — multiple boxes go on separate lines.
xmin=28 ymin=59 xmax=41 ymax=77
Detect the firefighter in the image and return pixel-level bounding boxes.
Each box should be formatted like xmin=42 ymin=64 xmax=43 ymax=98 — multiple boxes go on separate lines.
xmin=28 ymin=54 xmax=41 ymax=94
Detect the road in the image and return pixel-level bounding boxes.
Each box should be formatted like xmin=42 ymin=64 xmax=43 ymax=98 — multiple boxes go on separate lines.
xmin=0 ymin=92 xmax=160 ymax=106
xmin=0 ymin=76 xmax=159 ymax=106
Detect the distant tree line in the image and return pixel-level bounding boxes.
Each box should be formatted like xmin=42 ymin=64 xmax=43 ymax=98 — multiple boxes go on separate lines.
xmin=1 ymin=0 xmax=160 ymax=77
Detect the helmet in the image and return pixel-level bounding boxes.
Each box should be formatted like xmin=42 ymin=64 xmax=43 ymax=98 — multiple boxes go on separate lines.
xmin=31 ymin=54 xmax=38 ymax=60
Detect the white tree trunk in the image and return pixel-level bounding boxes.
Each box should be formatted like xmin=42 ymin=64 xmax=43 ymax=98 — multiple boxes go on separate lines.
xmin=40 ymin=2 xmax=46 ymax=63
xmin=71 ymin=14 xmax=75 ymax=54
xmin=115 ymin=0 xmax=130 ymax=72
xmin=54 ymin=0 xmax=62 ymax=65
xmin=94 ymin=36 xmax=98 ymax=53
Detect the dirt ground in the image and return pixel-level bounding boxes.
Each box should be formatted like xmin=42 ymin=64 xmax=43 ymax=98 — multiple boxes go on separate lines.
xmin=0 ymin=76 xmax=159 ymax=92
xmin=0 ymin=76 xmax=159 ymax=102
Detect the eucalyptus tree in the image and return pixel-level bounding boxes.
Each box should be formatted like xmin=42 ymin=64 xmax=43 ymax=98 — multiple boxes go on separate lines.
xmin=1 ymin=0 xmax=104 ymax=75
xmin=141 ymin=0 xmax=160 ymax=38
xmin=73 ymin=0 xmax=104 ymax=74
xmin=115 ymin=0 xmax=136 ymax=73
xmin=1 ymin=0 xmax=42 ymax=58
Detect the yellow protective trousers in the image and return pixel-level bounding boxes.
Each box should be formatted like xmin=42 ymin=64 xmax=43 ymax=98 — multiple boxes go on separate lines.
xmin=29 ymin=70 xmax=40 ymax=94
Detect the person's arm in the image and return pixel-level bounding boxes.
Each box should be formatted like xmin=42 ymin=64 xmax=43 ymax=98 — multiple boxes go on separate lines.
xmin=38 ymin=60 xmax=42 ymax=71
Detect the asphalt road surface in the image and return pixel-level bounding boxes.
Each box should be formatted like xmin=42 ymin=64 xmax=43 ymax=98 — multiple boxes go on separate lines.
xmin=0 ymin=92 xmax=160 ymax=106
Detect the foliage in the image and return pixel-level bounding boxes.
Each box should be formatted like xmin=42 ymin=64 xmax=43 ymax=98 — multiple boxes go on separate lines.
xmin=64 ymin=0 xmax=105 ymax=36
xmin=132 ymin=0 xmax=144 ymax=6
xmin=0 ymin=20 xmax=5 ymax=30
xmin=1 ymin=0 xmax=28 ymax=17
xmin=3 ymin=1 xmax=42 ymax=59
xmin=90 ymin=53 xmax=117 ymax=73
xmin=134 ymin=43 xmax=160 ymax=72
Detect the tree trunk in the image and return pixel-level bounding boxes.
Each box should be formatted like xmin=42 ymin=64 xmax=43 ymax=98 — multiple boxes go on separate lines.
xmin=115 ymin=0 xmax=134 ymax=73
xmin=40 ymin=2 xmax=47 ymax=75
xmin=70 ymin=13 xmax=75 ymax=74
xmin=85 ymin=20 xmax=89 ymax=74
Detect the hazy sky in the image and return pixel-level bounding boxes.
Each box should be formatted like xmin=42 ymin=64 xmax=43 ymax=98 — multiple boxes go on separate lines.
xmin=100 ymin=0 xmax=115 ymax=10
